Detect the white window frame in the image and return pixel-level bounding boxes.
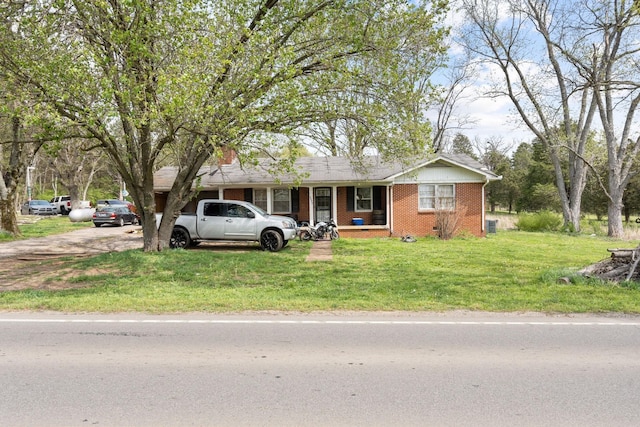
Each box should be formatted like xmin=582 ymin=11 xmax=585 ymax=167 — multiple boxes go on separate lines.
xmin=355 ymin=187 xmax=373 ymax=212
xmin=418 ymin=184 xmax=455 ymax=210
xmin=272 ymin=188 xmax=291 ymax=213
xmin=253 ymin=189 xmax=268 ymax=211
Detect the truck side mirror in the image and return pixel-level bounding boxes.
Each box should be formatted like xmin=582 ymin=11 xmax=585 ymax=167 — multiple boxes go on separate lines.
xmin=247 ymin=211 xmax=255 ymax=219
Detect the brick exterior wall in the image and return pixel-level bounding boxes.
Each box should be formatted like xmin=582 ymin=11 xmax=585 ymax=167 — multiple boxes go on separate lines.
xmin=392 ymin=183 xmax=485 ymax=238
xmin=298 ymin=188 xmax=310 ymax=224
xmin=335 ymin=186 xmax=386 ymax=226
xmin=155 ymin=182 xmax=486 ymax=238
xmin=221 ymin=189 xmax=241 ymax=202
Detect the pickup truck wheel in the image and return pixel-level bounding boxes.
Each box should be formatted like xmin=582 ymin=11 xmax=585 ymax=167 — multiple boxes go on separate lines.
xmin=170 ymin=228 xmax=191 ymax=249
xmin=260 ymin=230 xmax=284 ymax=252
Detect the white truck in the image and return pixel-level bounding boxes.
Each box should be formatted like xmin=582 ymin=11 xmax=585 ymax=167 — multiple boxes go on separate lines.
xmin=50 ymin=195 xmax=91 ymax=215
xmin=50 ymin=195 xmax=71 ymax=215
xmin=161 ymin=199 xmax=298 ymax=252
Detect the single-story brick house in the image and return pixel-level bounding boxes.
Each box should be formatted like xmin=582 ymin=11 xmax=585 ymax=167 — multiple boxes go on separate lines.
xmin=153 ymin=153 xmax=501 ymax=238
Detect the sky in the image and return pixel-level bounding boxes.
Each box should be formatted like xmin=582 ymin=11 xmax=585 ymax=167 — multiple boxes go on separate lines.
xmin=441 ymin=87 xmax=535 ymax=148
xmin=431 ymin=0 xmax=537 ymax=152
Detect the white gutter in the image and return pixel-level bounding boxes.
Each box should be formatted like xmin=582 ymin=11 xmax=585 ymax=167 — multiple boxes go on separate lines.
xmin=332 ymin=186 xmax=338 ymax=223
xmin=482 ymin=175 xmax=502 ymax=232
xmin=308 ymin=187 xmax=314 ymax=225
xmin=388 ymin=184 xmax=393 ymax=235
xmin=481 ymin=181 xmax=488 ymax=232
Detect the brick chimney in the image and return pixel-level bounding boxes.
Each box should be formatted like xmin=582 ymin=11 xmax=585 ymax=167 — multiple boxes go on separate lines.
xmin=218 ymin=146 xmax=237 ymax=165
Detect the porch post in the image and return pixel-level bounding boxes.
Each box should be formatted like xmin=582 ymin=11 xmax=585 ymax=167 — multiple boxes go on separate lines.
xmin=332 ymin=186 xmax=338 ymax=223
xmin=266 ymin=187 xmax=272 ymax=214
xmin=308 ymin=187 xmax=314 ymax=225
xmin=388 ymin=185 xmax=393 ymax=234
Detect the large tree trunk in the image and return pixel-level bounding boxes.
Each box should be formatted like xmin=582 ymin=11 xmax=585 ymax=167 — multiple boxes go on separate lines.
xmin=1 ymin=114 xmax=31 ymax=237
xmin=0 ymin=193 xmax=20 ymax=236
xmin=607 ymin=173 xmax=626 ymax=238
xmin=608 ymin=201 xmax=624 ymax=238
xmin=0 ymin=165 xmax=21 ymax=235
xmin=552 ymin=152 xmax=586 ymax=233
xmin=156 ymin=146 xmax=216 ymax=250
xmin=67 ymin=183 xmax=82 ymax=210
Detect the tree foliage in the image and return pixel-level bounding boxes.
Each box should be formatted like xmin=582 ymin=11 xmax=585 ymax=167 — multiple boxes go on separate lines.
xmin=0 ymin=0 xmax=450 ymax=250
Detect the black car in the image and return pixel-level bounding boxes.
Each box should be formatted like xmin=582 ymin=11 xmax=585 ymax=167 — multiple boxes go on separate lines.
xmin=96 ymin=199 xmax=138 ymax=215
xmin=93 ymin=206 xmax=139 ymax=227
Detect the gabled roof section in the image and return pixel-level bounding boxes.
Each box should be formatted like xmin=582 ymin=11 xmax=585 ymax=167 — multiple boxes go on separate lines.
xmin=388 ymin=152 xmax=502 ymax=182
xmin=154 ymin=153 xmax=501 ymax=191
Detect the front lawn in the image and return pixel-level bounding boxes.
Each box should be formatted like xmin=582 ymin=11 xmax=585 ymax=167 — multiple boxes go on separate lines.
xmin=1 ymin=231 xmax=637 ymax=313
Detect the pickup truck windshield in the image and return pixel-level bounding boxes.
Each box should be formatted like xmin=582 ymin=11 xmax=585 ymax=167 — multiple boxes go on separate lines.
xmin=249 ymin=203 xmax=268 ymax=216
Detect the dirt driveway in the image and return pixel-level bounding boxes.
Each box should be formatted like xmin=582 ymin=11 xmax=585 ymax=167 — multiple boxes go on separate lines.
xmin=0 ymin=225 xmax=143 ymax=292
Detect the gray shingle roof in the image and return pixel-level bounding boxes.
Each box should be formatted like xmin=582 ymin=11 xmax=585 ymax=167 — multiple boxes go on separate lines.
xmin=154 ymin=154 xmax=501 ymax=191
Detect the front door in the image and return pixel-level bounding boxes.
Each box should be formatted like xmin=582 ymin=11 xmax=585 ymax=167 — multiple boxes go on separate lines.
xmin=315 ymin=187 xmax=331 ymax=223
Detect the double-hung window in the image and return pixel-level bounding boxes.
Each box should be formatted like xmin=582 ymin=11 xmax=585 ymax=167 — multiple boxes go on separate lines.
xmin=355 ymin=187 xmax=372 ymax=211
xmin=272 ymin=188 xmax=291 ymax=213
xmin=418 ymin=184 xmax=455 ymax=210
xmin=253 ymin=189 xmax=268 ymax=211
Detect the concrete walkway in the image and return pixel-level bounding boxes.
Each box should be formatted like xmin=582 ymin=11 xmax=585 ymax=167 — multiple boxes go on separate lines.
xmin=305 ymin=239 xmax=333 ymax=261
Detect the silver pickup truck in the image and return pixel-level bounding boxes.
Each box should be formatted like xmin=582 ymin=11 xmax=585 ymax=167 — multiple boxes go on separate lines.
xmin=160 ymin=199 xmax=298 ymax=252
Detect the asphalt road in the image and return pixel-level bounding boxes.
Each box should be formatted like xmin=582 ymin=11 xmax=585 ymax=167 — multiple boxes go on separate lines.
xmin=1 ymin=311 xmax=640 ymax=426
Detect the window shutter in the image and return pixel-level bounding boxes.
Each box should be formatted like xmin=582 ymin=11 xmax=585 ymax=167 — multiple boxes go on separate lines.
xmin=373 ymin=186 xmax=383 ymax=210
xmin=347 ymin=187 xmax=355 ymax=212
xmin=244 ymin=188 xmax=253 ymax=203
xmin=291 ymin=188 xmax=299 ymax=213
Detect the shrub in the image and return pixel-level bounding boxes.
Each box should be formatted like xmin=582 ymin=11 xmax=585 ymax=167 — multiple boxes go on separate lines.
xmin=515 ymin=211 xmax=562 ymax=232
xmin=434 ymin=206 xmax=467 ymax=240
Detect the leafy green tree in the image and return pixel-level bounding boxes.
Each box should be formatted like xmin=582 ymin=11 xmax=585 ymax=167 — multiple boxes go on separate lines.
xmin=507 ymin=142 xmax=533 ymax=213
xmin=483 ymin=151 xmax=511 ymax=212
xmin=623 ymin=173 xmax=640 ymax=223
xmin=0 ymin=0 xmax=449 ymax=250
xmin=581 ymin=145 xmax=608 ymax=220
xmin=475 ymin=136 xmax=511 ymax=212
xmin=518 ymin=140 xmax=557 ymax=212
xmin=450 ymin=133 xmax=477 ymax=159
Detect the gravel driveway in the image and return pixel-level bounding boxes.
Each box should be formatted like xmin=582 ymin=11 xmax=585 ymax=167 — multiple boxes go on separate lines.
xmin=0 ymin=225 xmax=143 ymax=292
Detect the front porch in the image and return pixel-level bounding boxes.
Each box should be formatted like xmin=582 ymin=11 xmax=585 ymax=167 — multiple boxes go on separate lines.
xmin=298 ymin=224 xmax=391 ymax=239
xmin=337 ymin=225 xmax=391 ymax=239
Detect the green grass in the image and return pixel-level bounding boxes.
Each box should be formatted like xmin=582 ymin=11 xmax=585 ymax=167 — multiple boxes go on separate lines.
xmin=0 ymin=216 xmax=93 ymax=241
xmin=2 ymin=231 xmax=638 ymax=314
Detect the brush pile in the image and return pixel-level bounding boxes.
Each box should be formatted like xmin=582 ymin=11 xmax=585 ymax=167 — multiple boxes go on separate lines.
xmin=578 ymin=248 xmax=640 ymax=282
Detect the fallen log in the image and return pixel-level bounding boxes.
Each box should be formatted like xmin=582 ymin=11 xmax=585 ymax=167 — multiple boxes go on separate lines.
xmin=607 ymin=248 xmax=636 ymax=259
xmin=601 ymin=264 xmax=631 ymax=279
xmin=579 ymin=245 xmax=640 ymax=282
xmin=627 ymin=251 xmax=640 ymax=281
